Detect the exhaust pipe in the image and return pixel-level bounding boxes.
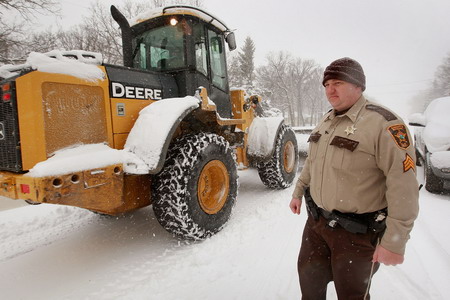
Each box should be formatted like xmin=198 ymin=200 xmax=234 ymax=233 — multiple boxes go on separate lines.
xmin=110 ymin=5 xmax=133 ymax=67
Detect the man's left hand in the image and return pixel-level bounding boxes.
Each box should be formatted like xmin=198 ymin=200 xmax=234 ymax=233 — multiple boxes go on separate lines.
xmin=372 ymin=245 xmax=404 ymax=266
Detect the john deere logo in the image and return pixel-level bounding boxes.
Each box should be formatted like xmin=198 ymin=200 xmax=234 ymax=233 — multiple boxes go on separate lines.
xmin=0 ymin=122 xmax=4 ymax=140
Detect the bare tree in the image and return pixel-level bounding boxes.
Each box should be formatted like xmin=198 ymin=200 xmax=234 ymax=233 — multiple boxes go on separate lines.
xmin=0 ymin=0 xmax=60 ymax=64
xmin=430 ymin=52 xmax=450 ymax=99
xmin=0 ymin=0 xmax=59 ymax=19
xmin=256 ymin=51 xmax=326 ymax=126
xmin=410 ymin=52 xmax=450 ymax=111
xmin=303 ymin=67 xmax=329 ymax=125
xmin=26 ymin=29 xmax=59 ymax=53
xmin=257 ymin=52 xmax=292 ymax=119
xmin=0 ymin=21 xmax=26 ymax=64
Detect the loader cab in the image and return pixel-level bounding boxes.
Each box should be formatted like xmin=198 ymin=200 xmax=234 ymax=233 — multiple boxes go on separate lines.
xmin=114 ymin=6 xmax=237 ymax=118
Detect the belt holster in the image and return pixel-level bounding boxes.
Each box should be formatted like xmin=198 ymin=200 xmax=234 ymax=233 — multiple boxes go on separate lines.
xmin=304 ymin=188 xmax=320 ymax=221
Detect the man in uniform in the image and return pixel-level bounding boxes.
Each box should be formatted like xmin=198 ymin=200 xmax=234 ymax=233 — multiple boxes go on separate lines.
xmin=289 ymin=57 xmax=419 ymax=299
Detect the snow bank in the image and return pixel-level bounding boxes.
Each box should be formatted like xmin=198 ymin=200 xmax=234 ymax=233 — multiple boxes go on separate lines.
xmin=423 ymin=97 xmax=450 ymax=153
xmin=296 ymin=133 xmax=310 ymax=154
xmin=26 ymin=144 xmax=124 ymax=177
xmin=124 ymin=96 xmax=200 ymax=174
xmin=0 ymin=50 xmax=104 ymax=82
xmin=247 ymin=117 xmax=284 ymax=157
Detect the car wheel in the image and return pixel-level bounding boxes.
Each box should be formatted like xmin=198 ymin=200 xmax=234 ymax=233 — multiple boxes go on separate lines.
xmin=415 ymin=149 xmax=422 ymax=166
xmin=152 ymin=133 xmax=238 ymax=240
xmin=257 ymin=124 xmax=299 ymax=189
xmin=425 ymin=159 xmax=444 ymax=194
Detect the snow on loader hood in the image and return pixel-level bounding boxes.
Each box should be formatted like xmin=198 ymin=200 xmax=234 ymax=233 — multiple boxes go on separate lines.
xmin=0 ymin=50 xmax=104 ymax=82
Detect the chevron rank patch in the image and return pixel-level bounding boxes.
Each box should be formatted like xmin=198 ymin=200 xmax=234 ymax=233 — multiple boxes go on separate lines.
xmin=388 ymin=124 xmax=410 ymax=149
xmin=403 ymin=153 xmax=415 ymax=173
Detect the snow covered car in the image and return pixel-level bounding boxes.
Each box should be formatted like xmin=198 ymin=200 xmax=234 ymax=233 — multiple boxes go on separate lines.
xmin=409 ymin=96 xmax=450 ymax=193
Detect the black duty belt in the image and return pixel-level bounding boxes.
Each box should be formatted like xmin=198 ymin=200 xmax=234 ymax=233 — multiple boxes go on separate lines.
xmin=304 ymin=188 xmax=387 ymax=234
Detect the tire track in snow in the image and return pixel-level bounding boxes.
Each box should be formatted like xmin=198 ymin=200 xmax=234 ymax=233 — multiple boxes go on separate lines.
xmin=0 ymin=205 xmax=95 ymax=262
xmin=84 ymin=170 xmax=304 ymax=300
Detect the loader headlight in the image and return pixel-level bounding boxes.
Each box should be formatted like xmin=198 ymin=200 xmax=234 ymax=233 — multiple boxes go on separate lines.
xmin=170 ymin=18 xmax=178 ymax=26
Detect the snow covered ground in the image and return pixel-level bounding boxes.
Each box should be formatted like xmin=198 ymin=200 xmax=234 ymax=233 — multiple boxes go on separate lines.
xmin=0 ymin=163 xmax=448 ymax=300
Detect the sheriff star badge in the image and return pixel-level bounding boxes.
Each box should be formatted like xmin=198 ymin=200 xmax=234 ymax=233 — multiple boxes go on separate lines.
xmin=345 ymin=124 xmax=357 ymax=136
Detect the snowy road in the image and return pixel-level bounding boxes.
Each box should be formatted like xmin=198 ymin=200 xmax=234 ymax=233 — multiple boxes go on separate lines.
xmin=0 ymin=167 xmax=449 ymax=299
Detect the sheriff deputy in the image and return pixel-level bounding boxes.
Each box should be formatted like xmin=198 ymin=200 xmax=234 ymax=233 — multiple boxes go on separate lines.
xmin=289 ymin=57 xmax=419 ymax=300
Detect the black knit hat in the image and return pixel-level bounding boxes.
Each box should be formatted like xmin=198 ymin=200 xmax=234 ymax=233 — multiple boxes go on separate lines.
xmin=322 ymin=57 xmax=366 ymax=91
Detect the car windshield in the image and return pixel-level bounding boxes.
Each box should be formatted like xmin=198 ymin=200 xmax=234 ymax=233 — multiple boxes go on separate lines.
xmin=132 ymin=21 xmax=187 ymax=71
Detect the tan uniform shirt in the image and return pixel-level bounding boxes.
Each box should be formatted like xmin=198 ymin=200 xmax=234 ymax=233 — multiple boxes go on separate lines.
xmin=292 ymin=96 xmax=419 ymax=255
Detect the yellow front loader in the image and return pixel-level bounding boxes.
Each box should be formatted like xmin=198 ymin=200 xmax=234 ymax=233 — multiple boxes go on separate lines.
xmin=0 ymin=5 xmax=298 ymax=239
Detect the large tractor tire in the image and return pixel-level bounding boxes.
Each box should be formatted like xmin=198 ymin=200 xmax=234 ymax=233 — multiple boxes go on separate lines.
xmin=257 ymin=124 xmax=298 ymax=189
xmin=152 ymin=133 xmax=238 ymax=240
xmin=425 ymin=159 xmax=444 ymax=194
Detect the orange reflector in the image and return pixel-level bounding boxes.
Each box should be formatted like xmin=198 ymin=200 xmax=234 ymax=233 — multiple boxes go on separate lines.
xmin=2 ymin=93 xmax=11 ymax=102
xmin=2 ymin=83 xmax=10 ymax=92
xmin=20 ymin=184 xmax=30 ymax=194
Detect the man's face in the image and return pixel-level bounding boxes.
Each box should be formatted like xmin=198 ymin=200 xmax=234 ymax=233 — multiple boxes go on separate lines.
xmin=324 ymin=79 xmax=362 ymax=112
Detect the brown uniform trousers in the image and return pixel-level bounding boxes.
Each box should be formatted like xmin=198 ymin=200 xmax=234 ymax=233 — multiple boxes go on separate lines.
xmin=298 ymin=215 xmax=381 ymax=300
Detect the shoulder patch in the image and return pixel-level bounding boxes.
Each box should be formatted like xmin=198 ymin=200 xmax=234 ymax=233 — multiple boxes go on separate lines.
xmin=403 ymin=153 xmax=415 ymax=173
xmin=366 ymin=104 xmax=397 ymax=121
xmin=388 ymin=124 xmax=411 ymax=149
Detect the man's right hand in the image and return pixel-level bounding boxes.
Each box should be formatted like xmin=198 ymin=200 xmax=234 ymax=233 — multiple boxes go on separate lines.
xmin=372 ymin=245 xmax=404 ymax=266
xmin=289 ymin=198 xmax=302 ymax=214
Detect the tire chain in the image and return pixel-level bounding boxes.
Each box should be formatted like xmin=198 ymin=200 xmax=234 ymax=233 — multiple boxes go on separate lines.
xmin=152 ymin=132 xmax=235 ymax=240
xmin=257 ymin=124 xmax=295 ymax=189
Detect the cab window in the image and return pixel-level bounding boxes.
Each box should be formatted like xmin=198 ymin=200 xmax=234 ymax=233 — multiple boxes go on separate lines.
xmin=132 ymin=22 xmax=186 ymax=71
xmin=208 ymin=29 xmax=227 ymax=90
xmin=193 ymin=23 xmax=208 ymax=76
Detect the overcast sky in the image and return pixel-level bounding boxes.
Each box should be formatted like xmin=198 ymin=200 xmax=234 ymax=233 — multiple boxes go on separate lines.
xmin=43 ymin=0 xmax=450 ymax=112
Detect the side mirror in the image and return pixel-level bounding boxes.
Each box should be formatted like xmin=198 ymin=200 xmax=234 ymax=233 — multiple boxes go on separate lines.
xmin=225 ymin=32 xmax=237 ymax=51
xmin=408 ymin=113 xmax=426 ymax=127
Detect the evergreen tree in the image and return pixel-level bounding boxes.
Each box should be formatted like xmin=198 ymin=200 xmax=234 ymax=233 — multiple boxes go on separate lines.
xmin=237 ymin=36 xmax=256 ymax=91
